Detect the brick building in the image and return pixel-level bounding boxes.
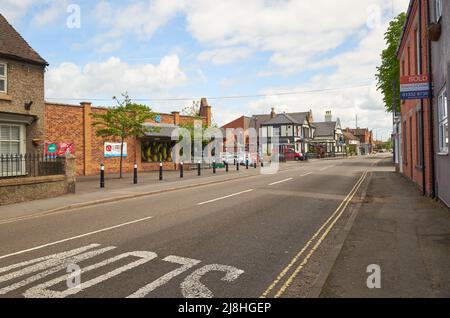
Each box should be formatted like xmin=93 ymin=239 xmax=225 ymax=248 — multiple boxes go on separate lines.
xmin=344 ymin=128 xmax=374 ymax=155
xmin=0 ymin=14 xmax=48 ymax=160
xmin=45 ymin=99 xmax=212 ymax=176
xmin=397 ymin=0 xmax=434 ymax=195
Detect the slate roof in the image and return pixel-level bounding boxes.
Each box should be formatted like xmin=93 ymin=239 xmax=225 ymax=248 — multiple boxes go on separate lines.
xmin=0 ymin=14 xmax=48 ymax=66
xmin=262 ymin=113 xmax=299 ymax=125
xmin=314 ymin=122 xmax=337 ymax=137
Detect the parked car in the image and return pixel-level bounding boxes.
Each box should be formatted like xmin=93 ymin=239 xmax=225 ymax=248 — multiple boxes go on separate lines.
xmin=285 ymin=148 xmax=304 ymax=161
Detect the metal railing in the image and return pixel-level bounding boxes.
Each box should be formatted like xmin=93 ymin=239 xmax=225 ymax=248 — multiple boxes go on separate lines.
xmin=0 ymin=154 xmax=64 ymax=179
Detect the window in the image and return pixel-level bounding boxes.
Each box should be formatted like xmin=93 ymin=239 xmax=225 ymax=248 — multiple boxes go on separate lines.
xmin=0 ymin=62 xmax=6 ymax=93
xmin=435 ymin=0 xmax=443 ymax=21
xmin=416 ymin=111 xmax=423 ymax=166
xmin=0 ymin=124 xmax=25 ymax=177
xmin=438 ymin=87 xmax=448 ymax=153
xmin=415 ymin=29 xmax=421 ymax=74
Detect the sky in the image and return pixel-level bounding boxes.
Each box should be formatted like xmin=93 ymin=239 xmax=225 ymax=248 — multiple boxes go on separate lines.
xmin=1 ymin=0 xmax=411 ymax=141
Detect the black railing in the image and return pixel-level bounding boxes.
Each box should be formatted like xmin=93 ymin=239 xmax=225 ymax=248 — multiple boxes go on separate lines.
xmin=0 ymin=154 xmax=64 ymax=179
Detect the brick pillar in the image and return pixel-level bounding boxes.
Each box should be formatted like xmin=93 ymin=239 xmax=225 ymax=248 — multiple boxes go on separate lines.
xmin=81 ymin=102 xmax=92 ymax=176
xmin=172 ymin=111 xmax=180 ymax=125
xmin=64 ymin=155 xmax=77 ymax=193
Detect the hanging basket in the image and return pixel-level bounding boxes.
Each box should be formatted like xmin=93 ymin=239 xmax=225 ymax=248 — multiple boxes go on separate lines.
xmin=428 ymin=22 xmax=442 ymax=42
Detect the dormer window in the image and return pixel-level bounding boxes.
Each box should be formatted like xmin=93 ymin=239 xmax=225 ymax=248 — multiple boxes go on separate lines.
xmin=0 ymin=62 xmax=6 ymax=93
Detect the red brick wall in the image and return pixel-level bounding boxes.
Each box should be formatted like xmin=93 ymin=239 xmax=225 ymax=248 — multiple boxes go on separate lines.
xmin=398 ymin=0 xmax=434 ymax=195
xmin=45 ymin=103 xmax=85 ymax=176
xmin=45 ymin=102 xmax=210 ymax=176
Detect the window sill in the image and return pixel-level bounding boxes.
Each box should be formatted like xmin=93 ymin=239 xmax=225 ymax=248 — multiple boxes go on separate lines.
xmin=437 ymin=152 xmax=449 ymax=156
xmin=0 ymin=93 xmax=12 ymax=101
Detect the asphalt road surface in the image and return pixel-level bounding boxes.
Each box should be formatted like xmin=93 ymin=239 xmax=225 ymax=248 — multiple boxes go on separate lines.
xmin=0 ymin=156 xmax=382 ymax=298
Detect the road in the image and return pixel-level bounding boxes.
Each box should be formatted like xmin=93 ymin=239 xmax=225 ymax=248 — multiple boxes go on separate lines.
xmin=0 ymin=156 xmax=383 ymax=298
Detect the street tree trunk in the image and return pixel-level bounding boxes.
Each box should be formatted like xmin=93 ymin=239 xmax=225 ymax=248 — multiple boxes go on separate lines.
xmin=120 ymin=137 xmax=124 ymax=179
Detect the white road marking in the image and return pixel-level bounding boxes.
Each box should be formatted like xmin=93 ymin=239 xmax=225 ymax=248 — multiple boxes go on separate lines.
xmin=0 ymin=216 xmax=153 ymax=261
xmin=268 ymin=178 xmax=294 ymax=186
xmin=0 ymin=246 xmax=115 ymax=295
xmin=128 ymin=255 xmax=201 ymax=298
xmin=300 ymin=172 xmax=313 ymax=177
xmin=24 ymin=251 xmax=158 ymax=298
xmin=198 ymin=189 xmax=254 ymax=206
xmin=181 ymin=264 xmax=245 ymax=298
xmin=319 ymin=165 xmax=335 ymax=171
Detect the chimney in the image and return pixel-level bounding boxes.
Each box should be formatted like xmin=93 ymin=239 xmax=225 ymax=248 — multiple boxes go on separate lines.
xmin=325 ymin=111 xmax=332 ymax=122
xmin=199 ymin=97 xmax=212 ymax=127
xmin=270 ymin=107 xmax=276 ymax=119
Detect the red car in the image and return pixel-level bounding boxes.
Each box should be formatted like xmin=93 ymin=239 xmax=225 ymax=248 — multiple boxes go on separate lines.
xmin=285 ymin=148 xmax=304 ymax=161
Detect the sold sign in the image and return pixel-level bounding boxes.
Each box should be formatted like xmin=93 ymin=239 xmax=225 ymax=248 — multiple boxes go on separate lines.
xmin=400 ymin=74 xmax=430 ymax=100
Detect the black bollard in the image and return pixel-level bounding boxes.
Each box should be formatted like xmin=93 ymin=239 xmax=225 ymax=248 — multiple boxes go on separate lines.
xmin=237 ymin=160 xmax=240 ymax=171
xmin=198 ymin=161 xmax=201 ymax=176
xmin=100 ymin=164 xmax=105 ymax=188
xmin=159 ymin=162 xmax=163 ymax=181
xmin=133 ymin=163 xmax=138 ymax=184
xmin=246 ymin=160 xmax=249 ymax=169
xmin=213 ymin=160 xmax=216 ymax=174
xmin=254 ymin=162 xmax=257 ymax=169
xmin=226 ymin=162 xmax=229 ymax=172
xmin=180 ymin=162 xmax=184 ymax=178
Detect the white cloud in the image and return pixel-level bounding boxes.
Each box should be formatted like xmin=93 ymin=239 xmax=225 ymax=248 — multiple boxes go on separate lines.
xmin=45 ymin=55 xmax=188 ymax=99
xmin=0 ymin=0 xmax=37 ymax=21
xmin=32 ymin=0 xmax=69 ymax=26
xmin=198 ymin=47 xmax=253 ymax=65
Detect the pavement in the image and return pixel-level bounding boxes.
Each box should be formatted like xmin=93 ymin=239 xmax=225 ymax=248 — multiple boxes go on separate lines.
xmin=320 ymin=160 xmax=450 ymax=298
xmin=0 ymin=154 xmax=447 ymax=298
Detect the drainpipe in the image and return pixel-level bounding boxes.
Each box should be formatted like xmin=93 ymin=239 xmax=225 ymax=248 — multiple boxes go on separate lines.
xmin=419 ymin=0 xmax=426 ymax=196
xmin=426 ymin=0 xmax=436 ymax=198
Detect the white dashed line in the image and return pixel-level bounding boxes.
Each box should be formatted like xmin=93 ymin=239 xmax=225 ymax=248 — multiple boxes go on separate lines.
xmin=300 ymin=172 xmax=313 ymax=177
xmin=268 ymin=178 xmax=294 ymax=186
xmin=198 ymin=189 xmax=254 ymax=206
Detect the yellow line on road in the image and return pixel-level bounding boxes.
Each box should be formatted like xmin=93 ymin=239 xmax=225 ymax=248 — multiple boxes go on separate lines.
xmin=260 ymin=170 xmax=368 ymax=298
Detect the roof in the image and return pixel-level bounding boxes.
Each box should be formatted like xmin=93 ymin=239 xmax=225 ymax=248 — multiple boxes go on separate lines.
xmin=347 ymin=128 xmax=369 ymax=136
xmin=262 ymin=113 xmax=299 ymax=125
xmin=314 ymin=122 xmax=337 ymax=137
xmin=343 ymin=132 xmax=358 ymax=141
xmin=0 ymin=14 xmax=48 ymax=66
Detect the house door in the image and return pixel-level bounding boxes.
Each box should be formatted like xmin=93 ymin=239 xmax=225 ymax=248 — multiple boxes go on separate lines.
xmin=0 ymin=124 xmax=26 ymax=176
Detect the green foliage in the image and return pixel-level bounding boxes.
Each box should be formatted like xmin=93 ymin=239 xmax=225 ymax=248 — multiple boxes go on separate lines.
xmin=92 ymin=93 xmax=156 ymax=177
xmin=375 ymin=12 xmax=406 ymax=113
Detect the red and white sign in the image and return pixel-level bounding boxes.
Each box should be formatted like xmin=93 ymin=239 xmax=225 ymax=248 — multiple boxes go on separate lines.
xmin=104 ymin=142 xmax=127 ymax=158
xmin=400 ymin=75 xmax=430 ymax=100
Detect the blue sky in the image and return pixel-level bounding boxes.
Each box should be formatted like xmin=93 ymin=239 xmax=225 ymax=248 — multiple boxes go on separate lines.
xmin=1 ymin=0 xmax=410 ymax=140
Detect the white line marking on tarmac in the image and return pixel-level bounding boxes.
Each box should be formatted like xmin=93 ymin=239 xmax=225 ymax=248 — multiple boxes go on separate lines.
xmin=198 ymin=189 xmax=254 ymax=206
xmin=0 ymin=216 xmax=154 ymax=261
xmin=319 ymin=166 xmax=334 ymax=171
xmin=300 ymin=172 xmax=313 ymax=177
xmin=268 ymin=178 xmax=294 ymax=186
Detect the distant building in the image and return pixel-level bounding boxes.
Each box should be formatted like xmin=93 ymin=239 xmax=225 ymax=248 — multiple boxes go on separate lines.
xmin=310 ymin=111 xmax=345 ymax=158
xmin=343 ymin=131 xmax=361 ymax=155
xmin=345 ymin=128 xmax=374 ymax=155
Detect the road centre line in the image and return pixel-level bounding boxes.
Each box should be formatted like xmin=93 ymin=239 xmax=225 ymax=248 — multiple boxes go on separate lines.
xmin=197 ymin=189 xmax=254 ymax=206
xmin=0 ymin=216 xmax=154 ymax=261
xmin=300 ymin=172 xmax=313 ymax=177
xmin=268 ymin=178 xmax=294 ymax=186
xmin=260 ymin=170 xmax=368 ymax=298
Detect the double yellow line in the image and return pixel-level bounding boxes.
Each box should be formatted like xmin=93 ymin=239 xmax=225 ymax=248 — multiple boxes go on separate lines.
xmin=260 ymin=170 xmax=369 ymax=298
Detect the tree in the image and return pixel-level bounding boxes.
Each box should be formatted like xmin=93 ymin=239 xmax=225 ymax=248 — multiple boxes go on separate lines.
xmin=375 ymin=12 xmax=406 ymax=113
xmin=92 ymin=93 xmax=156 ymax=178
